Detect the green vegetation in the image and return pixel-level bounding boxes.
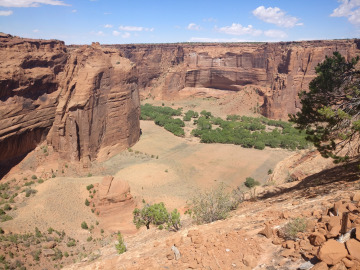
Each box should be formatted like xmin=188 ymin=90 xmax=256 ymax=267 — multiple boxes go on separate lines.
xmin=86 ymin=184 xmax=94 ymax=191
xmin=85 ymin=199 xmax=90 ymax=206
xmin=31 ymin=175 xmax=37 ymax=180
xmin=183 ymin=110 xmax=199 ymax=121
xmin=192 ymin=113 xmax=309 ymax=150
xmin=37 ymin=179 xmax=44 ymax=184
xmin=282 ymin=218 xmax=307 ymax=240
xmin=81 ymin=221 xmax=88 ymax=230
xmin=244 ymin=177 xmax=260 ymax=188
xmin=133 ymin=202 xmax=181 ymax=231
xmin=115 ymin=232 xmax=126 ymax=254
xmin=24 ymin=181 xmax=35 ymax=186
xmin=25 ymin=188 xmax=37 ymax=197
xmin=290 ymin=52 xmax=360 ymax=162
xmin=140 ymin=104 xmax=185 ymax=137
xmin=186 ymin=183 xmax=234 ymax=224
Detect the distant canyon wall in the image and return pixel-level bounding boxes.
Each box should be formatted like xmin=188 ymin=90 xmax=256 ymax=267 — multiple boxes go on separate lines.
xmin=0 ymin=35 xmax=140 ymax=167
xmin=110 ymin=40 xmax=360 ymax=119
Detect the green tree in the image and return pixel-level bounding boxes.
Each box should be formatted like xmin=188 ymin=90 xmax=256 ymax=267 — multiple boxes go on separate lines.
xmin=244 ymin=177 xmax=260 ymax=188
xmin=290 ymin=52 xmax=360 ymax=162
xmin=133 ymin=202 xmax=169 ymax=229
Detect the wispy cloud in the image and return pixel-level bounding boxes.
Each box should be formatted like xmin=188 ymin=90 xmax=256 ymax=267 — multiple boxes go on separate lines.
xmin=112 ymin=30 xmax=120 ymax=36
xmin=118 ymin=25 xmax=153 ymax=32
xmin=91 ymin=30 xmax=105 ymax=36
xmin=33 ymin=29 xmax=39 ymax=32
xmin=0 ymin=10 xmax=12 ymax=15
xmin=331 ymin=0 xmax=360 ymax=25
xmin=187 ymin=23 xmax=201 ymax=31
xmin=71 ymin=9 xmax=76 ymax=12
xmin=203 ymin=17 xmax=217 ymax=23
xmin=217 ymin=23 xmax=262 ymax=36
xmin=0 ymin=0 xmax=70 ymax=7
xmin=104 ymin=24 xmax=113 ymax=28
xmin=253 ymin=6 xmax=302 ymax=28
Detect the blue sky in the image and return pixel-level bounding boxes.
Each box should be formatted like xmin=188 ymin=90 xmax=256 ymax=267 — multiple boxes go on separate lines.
xmin=0 ymin=0 xmax=359 ymax=44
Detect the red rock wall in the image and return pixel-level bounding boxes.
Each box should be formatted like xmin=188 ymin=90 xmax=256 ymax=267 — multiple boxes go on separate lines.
xmin=111 ymin=40 xmax=360 ymax=119
xmin=0 ymin=36 xmax=140 ymax=168
xmin=49 ymin=44 xmax=140 ymax=162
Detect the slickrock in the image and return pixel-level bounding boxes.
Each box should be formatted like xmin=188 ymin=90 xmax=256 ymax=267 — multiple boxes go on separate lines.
xmin=345 ymin=239 xmax=360 ymax=261
xmin=318 ymin=240 xmax=348 ymax=265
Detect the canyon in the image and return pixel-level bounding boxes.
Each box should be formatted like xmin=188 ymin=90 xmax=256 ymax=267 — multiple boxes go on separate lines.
xmin=2 ymin=35 xmax=360 ymax=171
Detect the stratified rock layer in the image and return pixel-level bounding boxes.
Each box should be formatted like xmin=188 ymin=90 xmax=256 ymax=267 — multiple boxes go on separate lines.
xmin=111 ymin=40 xmax=360 ymax=119
xmin=49 ymin=44 xmax=140 ymax=162
xmin=0 ymin=34 xmax=67 ymax=165
xmin=0 ymin=35 xmax=140 ymax=168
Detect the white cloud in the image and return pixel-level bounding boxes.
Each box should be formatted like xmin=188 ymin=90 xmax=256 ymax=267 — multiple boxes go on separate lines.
xmin=122 ymin=32 xmax=130 ymax=38
xmin=331 ymin=0 xmax=360 ymax=25
xmin=217 ymin=23 xmax=262 ymax=36
xmin=71 ymin=9 xmax=76 ymax=12
xmin=0 ymin=0 xmax=69 ymax=7
xmin=187 ymin=23 xmax=201 ymax=31
xmin=112 ymin=30 xmax=120 ymax=36
xmin=91 ymin=31 xmax=105 ymax=36
xmin=119 ymin=25 xmax=143 ymax=31
xmin=33 ymin=29 xmax=39 ymax=32
xmin=253 ymin=6 xmax=301 ymax=28
xmin=264 ymin=29 xmax=287 ymax=38
xmin=189 ymin=37 xmax=253 ymax=42
xmin=104 ymin=24 xmax=113 ymax=28
xmin=118 ymin=25 xmax=153 ymax=32
xmin=0 ymin=10 xmax=12 ymax=15
xmin=203 ymin=17 xmax=217 ymax=23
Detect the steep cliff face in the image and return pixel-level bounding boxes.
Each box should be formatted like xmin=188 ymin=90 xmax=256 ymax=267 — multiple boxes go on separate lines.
xmin=49 ymin=44 xmax=140 ymax=162
xmin=0 ymin=36 xmax=140 ymax=171
xmin=0 ymin=34 xmax=67 ymax=166
xmin=112 ymin=40 xmax=360 ymax=119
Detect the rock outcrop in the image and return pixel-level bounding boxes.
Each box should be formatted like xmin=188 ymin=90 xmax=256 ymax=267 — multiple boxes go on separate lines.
xmin=0 ymin=34 xmax=67 ymax=167
xmin=0 ymin=35 xmax=140 ymax=172
xmin=48 ymin=44 xmax=140 ymax=162
xmin=111 ymin=39 xmax=360 ymax=119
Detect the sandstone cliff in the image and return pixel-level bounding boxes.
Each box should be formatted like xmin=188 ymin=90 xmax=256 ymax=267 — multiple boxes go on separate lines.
xmin=110 ymin=40 xmax=360 ymax=119
xmin=0 ymin=34 xmax=67 ymax=167
xmin=0 ymin=36 xmax=140 ymax=173
xmin=49 ymin=43 xmax=140 ymax=162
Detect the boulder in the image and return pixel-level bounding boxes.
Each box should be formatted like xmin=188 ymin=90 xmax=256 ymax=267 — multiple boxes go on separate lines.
xmin=351 ymin=191 xmax=360 ymax=202
xmin=309 ymin=232 xmax=326 ymax=246
xmin=345 ymin=239 xmax=360 ymax=261
xmin=318 ymin=239 xmax=348 ymax=265
xmin=98 ymin=176 xmax=132 ymax=204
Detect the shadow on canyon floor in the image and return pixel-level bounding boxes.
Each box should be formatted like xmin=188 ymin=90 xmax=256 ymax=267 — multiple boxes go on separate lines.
xmin=260 ymin=159 xmax=360 ymax=200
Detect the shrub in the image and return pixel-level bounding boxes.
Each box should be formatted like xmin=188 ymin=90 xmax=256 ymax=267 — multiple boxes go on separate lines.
xmin=81 ymin=221 xmax=88 ymax=230
xmin=1 ymin=215 xmax=13 ymax=222
xmin=37 ymin=179 xmax=44 ymax=184
xmin=167 ymin=209 xmax=181 ymax=231
xmin=48 ymin=227 xmax=54 ymax=234
xmin=66 ymin=239 xmax=76 ymax=247
xmin=24 ymin=181 xmax=35 ymax=186
xmin=133 ymin=202 xmax=169 ymax=229
xmin=25 ymin=189 xmax=37 ymax=197
xmin=3 ymin=204 xmax=11 ymax=211
xmin=282 ymin=218 xmax=307 ymax=240
xmin=244 ymin=177 xmax=260 ymax=189
xmin=85 ymin=199 xmax=90 ymax=206
xmin=186 ymin=183 xmax=233 ymax=224
xmin=31 ymin=175 xmax=37 ymax=180
xmin=0 ymin=209 xmax=5 ymax=215
xmin=268 ymin=169 xmax=273 ymax=175
xmin=115 ymin=232 xmax=126 ymax=254
xmin=87 ymin=236 xmax=93 ymax=242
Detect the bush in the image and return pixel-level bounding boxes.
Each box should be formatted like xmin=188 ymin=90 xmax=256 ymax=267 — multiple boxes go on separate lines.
xmin=282 ymin=218 xmax=307 ymax=240
xmin=3 ymin=204 xmax=11 ymax=211
xmin=24 ymin=181 xmax=35 ymax=186
xmin=37 ymin=179 xmax=44 ymax=184
xmin=133 ymin=202 xmax=169 ymax=229
xmin=244 ymin=177 xmax=260 ymax=189
xmin=25 ymin=189 xmax=37 ymax=197
xmin=85 ymin=199 xmax=90 ymax=206
xmin=31 ymin=175 xmax=37 ymax=180
xmin=115 ymin=232 xmax=126 ymax=254
xmin=81 ymin=221 xmax=88 ymax=230
xmin=1 ymin=215 xmax=13 ymax=222
xmin=167 ymin=209 xmax=181 ymax=231
xmin=186 ymin=183 xmax=233 ymax=224
xmin=86 ymin=184 xmax=94 ymax=191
